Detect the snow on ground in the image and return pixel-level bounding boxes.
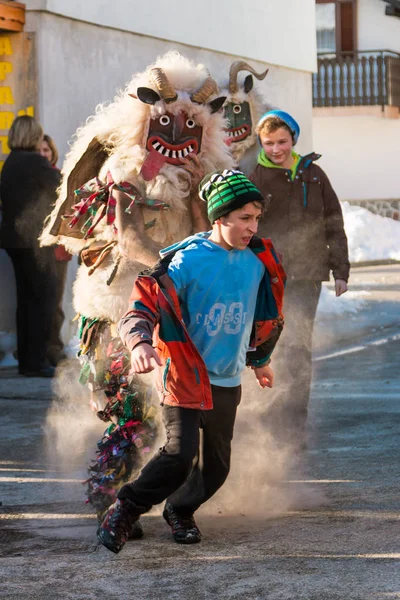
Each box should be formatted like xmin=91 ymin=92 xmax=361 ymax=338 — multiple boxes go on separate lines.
xmin=317 ymin=285 xmax=371 ymax=317
xmin=342 ymin=202 xmax=400 ymax=263
xmin=315 ymin=203 xmax=400 ymax=318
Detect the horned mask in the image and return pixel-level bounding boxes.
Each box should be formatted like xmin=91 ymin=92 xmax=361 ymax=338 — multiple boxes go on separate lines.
xmin=221 ymin=61 xmax=270 ymax=162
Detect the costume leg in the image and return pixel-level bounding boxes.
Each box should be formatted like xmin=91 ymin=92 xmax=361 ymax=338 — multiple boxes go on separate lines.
xmin=266 ymin=280 xmax=322 ymax=445
xmin=118 ymin=405 xmax=201 ymax=512
xmin=80 ymin=321 xmax=158 ymax=520
xmin=167 ymin=384 xmax=241 ymax=514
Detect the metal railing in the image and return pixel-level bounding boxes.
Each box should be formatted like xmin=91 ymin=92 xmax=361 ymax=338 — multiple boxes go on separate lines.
xmin=313 ymin=50 xmax=400 ymax=109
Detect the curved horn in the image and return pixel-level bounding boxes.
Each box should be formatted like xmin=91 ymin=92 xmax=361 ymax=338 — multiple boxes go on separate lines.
xmin=228 ymin=60 xmax=269 ymax=94
xmin=150 ymin=67 xmax=178 ymax=104
xmin=191 ymin=75 xmax=218 ymax=104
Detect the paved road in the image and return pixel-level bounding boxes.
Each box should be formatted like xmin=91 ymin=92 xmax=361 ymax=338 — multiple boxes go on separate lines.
xmin=0 ymin=267 xmax=399 ymax=600
xmin=314 ymin=263 xmax=400 ymax=354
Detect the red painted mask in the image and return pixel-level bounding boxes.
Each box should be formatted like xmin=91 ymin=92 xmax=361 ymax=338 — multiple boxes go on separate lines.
xmin=140 ymin=111 xmax=202 ymax=181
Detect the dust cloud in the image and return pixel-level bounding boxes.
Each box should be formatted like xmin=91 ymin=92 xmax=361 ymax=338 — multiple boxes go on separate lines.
xmin=206 ymin=368 xmax=325 ymax=519
xmin=43 ymin=359 xmax=162 ymax=506
xmin=43 ymin=358 xmax=323 ymax=520
xmin=43 ymin=358 xmax=105 ymax=478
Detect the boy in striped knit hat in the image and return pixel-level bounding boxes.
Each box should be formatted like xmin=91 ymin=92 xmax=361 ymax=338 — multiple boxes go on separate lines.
xmin=98 ymin=169 xmax=286 ymax=553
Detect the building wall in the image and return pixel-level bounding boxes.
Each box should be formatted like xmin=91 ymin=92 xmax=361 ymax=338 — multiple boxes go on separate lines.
xmin=313 ymin=113 xmax=400 ymax=201
xmin=357 ymin=0 xmax=400 ymax=52
xmin=26 ymin=0 xmax=317 ymax=73
xmin=312 ymin=0 xmax=400 ymax=204
xmin=0 ymin=5 xmax=315 ymax=354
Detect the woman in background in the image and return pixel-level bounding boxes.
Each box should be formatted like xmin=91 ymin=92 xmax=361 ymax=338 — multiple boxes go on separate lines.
xmin=0 ymin=116 xmax=60 ymax=377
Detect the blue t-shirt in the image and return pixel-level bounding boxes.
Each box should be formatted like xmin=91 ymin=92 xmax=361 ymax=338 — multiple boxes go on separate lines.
xmin=166 ymin=236 xmax=264 ymax=387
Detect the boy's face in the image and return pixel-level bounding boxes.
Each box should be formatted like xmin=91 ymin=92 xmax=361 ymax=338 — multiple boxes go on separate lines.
xmin=259 ymin=126 xmax=294 ymax=168
xmin=215 ymin=202 xmax=262 ymax=251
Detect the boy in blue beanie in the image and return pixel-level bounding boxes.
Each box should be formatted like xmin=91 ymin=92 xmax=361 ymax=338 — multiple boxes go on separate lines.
xmin=97 ymin=169 xmax=286 ymax=553
xmin=249 ymin=110 xmax=349 ymax=448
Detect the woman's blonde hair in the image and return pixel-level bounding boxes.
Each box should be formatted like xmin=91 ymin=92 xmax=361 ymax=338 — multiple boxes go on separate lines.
xmin=8 ymin=115 xmax=43 ymax=151
xmin=43 ymin=133 xmax=59 ymax=166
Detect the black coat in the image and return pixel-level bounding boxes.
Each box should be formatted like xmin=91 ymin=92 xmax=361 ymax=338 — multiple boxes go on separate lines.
xmin=0 ymin=149 xmax=61 ymax=249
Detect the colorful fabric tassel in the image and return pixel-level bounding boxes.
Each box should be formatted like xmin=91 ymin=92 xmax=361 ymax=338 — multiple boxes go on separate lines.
xmin=63 ymin=171 xmax=169 ymax=239
xmin=77 ymin=317 xmax=159 ymax=521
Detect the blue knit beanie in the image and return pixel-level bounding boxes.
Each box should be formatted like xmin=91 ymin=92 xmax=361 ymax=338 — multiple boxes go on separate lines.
xmin=257 ymin=110 xmax=300 ymax=144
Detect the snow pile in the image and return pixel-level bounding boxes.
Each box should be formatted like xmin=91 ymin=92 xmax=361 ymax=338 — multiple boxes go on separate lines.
xmin=315 ymin=202 xmax=399 ymax=318
xmin=317 ymin=285 xmax=371 ymax=316
xmin=342 ymin=202 xmax=400 ymax=263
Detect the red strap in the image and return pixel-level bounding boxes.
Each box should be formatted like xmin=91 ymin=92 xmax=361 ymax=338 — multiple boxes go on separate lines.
xmin=260 ymin=239 xmax=286 ymax=316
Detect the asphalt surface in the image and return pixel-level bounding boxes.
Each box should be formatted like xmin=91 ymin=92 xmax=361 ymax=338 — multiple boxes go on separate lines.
xmin=0 ymin=264 xmax=399 ymax=600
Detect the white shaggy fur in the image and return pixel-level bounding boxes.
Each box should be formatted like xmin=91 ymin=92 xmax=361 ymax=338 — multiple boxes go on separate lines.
xmin=41 ymin=51 xmax=234 ymax=322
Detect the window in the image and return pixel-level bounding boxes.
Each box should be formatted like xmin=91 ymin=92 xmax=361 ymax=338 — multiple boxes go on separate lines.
xmin=316 ymin=0 xmax=356 ymax=54
xmin=316 ymin=3 xmax=336 ymax=52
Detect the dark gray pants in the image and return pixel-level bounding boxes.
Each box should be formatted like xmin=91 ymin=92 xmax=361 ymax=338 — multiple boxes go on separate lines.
xmin=48 ymin=259 xmax=68 ymax=358
xmin=118 ymin=384 xmax=241 ymax=515
xmin=6 ymin=247 xmax=58 ymax=372
xmin=266 ymin=279 xmax=322 ymax=445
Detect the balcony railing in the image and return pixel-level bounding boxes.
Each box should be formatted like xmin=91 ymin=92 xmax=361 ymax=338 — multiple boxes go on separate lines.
xmin=313 ymin=50 xmax=400 ymax=109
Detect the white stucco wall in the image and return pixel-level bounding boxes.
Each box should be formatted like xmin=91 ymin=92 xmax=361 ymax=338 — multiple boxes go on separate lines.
xmin=357 ymin=0 xmax=400 ymax=52
xmin=313 ymin=114 xmax=400 ymax=201
xmin=25 ymin=0 xmax=317 ymax=73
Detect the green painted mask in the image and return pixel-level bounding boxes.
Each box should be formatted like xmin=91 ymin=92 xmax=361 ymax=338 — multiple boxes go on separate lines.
xmin=223 ymin=101 xmax=252 ymax=145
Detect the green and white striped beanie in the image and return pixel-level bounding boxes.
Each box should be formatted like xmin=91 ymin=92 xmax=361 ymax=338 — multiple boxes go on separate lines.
xmin=199 ymin=169 xmax=264 ymax=224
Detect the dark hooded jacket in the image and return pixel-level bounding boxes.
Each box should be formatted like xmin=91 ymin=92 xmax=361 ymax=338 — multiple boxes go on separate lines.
xmin=249 ymin=153 xmax=350 ymax=282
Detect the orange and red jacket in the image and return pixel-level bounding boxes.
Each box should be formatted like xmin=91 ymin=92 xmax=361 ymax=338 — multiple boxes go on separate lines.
xmin=118 ymin=235 xmax=286 ymax=410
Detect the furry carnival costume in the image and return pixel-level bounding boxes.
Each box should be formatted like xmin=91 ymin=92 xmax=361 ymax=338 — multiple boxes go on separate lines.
xmin=220 ymin=61 xmax=273 ymax=175
xmin=41 ymin=51 xmax=233 ymax=520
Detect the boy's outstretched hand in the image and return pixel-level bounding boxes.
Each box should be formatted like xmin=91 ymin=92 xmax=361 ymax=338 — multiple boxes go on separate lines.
xmin=253 ymin=364 xmax=274 ymax=389
xmin=130 ymin=343 xmax=162 ymax=375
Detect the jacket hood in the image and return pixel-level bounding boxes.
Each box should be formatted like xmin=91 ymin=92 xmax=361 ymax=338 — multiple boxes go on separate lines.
xmin=159 ymin=231 xmax=211 ymax=258
xmin=298 ymin=152 xmax=322 ymax=169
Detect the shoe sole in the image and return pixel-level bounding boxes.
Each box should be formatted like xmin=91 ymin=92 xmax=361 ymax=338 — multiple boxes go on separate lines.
xmin=173 ymin=532 xmax=201 ymax=544
xmin=97 ymin=520 xmax=142 ymax=550
xmin=97 ymin=529 xmax=124 ymax=554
